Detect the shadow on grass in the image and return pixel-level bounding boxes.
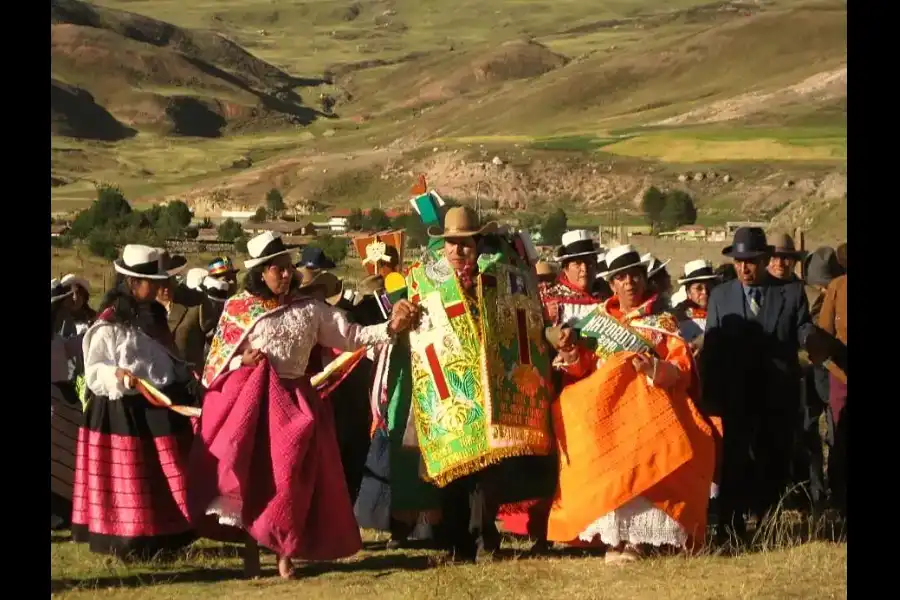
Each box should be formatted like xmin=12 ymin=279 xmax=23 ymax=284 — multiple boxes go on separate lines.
xmin=51 ymin=567 xmax=253 ymax=594
xmin=50 ymin=550 xmax=436 ymax=593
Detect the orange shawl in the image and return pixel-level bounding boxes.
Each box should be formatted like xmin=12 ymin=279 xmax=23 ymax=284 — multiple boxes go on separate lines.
xmin=546 ymin=296 xmax=718 ymax=548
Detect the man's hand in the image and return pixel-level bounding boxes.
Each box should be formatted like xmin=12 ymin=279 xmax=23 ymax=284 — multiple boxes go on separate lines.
xmin=388 ymin=299 xmax=420 ymax=334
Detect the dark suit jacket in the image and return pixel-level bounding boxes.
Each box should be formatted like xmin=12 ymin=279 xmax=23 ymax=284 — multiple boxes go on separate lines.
xmin=701 ymin=277 xmax=814 ymax=419
xmin=167 ymin=302 xmax=207 ymax=371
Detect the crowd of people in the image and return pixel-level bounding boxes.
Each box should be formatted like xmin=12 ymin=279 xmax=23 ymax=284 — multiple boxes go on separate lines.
xmin=50 ymin=201 xmax=848 ymax=578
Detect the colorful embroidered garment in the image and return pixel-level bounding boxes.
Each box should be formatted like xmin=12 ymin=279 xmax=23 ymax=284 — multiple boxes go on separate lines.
xmin=405 ymin=254 xmax=553 ymax=487
xmin=540 ymin=276 xmax=602 ymax=327
xmin=202 ymin=292 xmax=292 ymax=387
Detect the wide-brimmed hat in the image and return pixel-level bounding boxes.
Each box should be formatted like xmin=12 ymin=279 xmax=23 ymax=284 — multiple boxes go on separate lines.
xmin=297 ymin=266 xmax=343 ymax=297
xmin=157 ymin=250 xmax=188 ymax=276
xmin=427 ymin=206 xmax=497 ymax=238
xmin=207 ymin=256 xmax=239 ymax=278
xmin=60 ymin=274 xmax=90 ymax=296
xmin=678 ymin=259 xmax=719 ymax=286
xmin=50 ymin=278 xmax=74 ymax=304
xmin=600 ymin=244 xmax=651 ymax=280
xmin=185 ymin=268 xmax=209 ymax=291
xmin=555 ymin=230 xmax=603 ymax=262
xmin=202 ymin=276 xmax=230 ymax=303
xmin=296 ymin=246 xmax=337 ymax=270
xmin=113 ymin=245 xmax=170 ymax=280
xmin=244 ymin=232 xmax=293 ymax=269
xmin=643 ymin=254 xmax=672 ymax=279
xmin=722 ymin=227 xmax=773 ymax=260
xmin=535 ymin=260 xmax=556 ymax=277
xmin=357 ymin=274 xmax=386 ymax=296
xmin=769 ymin=232 xmax=807 ymax=259
xmin=803 ymin=247 xmax=843 ymax=287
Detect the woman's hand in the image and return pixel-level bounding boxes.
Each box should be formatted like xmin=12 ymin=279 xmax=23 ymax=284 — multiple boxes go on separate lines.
xmin=115 ymin=368 xmax=136 ymax=390
xmin=388 ymin=300 xmax=420 ymax=334
xmin=241 ymin=348 xmax=265 ymax=367
xmin=632 ymin=354 xmax=656 ymax=378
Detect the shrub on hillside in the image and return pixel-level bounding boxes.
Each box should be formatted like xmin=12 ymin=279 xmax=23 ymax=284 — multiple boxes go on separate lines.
xmin=266 ymin=188 xmax=285 ymax=216
xmin=309 ymin=235 xmax=348 ymax=264
xmin=540 ymin=208 xmax=568 ymax=246
xmin=218 ymin=218 xmax=244 ymax=242
xmin=366 ymin=208 xmax=392 ymax=231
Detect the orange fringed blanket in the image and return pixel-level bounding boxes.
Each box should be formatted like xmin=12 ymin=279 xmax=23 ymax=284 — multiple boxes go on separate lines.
xmin=546 ymin=351 xmax=717 ymax=548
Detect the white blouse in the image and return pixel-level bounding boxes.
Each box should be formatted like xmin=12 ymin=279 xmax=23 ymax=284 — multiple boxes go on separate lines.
xmin=82 ymin=322 xmax=177 ymax=400
xmin=226 ymin=300 xmax=392 ymax=380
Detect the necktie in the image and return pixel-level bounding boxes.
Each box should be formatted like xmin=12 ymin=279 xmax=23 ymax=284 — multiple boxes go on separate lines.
xmin=748 ymin=287 xmax=762 ymax=316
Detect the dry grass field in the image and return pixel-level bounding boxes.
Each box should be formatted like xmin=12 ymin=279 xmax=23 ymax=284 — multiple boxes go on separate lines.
xmin=52 ymin=519 xmax=846 ymax=600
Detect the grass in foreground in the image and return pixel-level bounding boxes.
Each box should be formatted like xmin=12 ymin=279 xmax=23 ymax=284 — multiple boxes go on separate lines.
xmin=52 ymin=523 xmax=847 ymax=600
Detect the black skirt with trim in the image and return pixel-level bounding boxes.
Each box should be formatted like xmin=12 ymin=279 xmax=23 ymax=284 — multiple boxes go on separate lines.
xmin=70 ymin=382 xmax=200 ymax=559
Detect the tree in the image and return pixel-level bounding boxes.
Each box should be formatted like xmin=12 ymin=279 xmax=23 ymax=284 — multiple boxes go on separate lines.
xmin=659 ymin=190 xmax=697 ymax=230
xmin=366 ymin=207 xmax=392 ymax=231
xmin=165 ymin=200 xmax=193 ymax=228
xmin=540 ymin=208 xmax=568 ymax=246
xmin=234 ymin=235 xmax=249 ymax=254
xmin=249 ymin=207 xmax=268 ymax=223
xmin=70 ymin=183 xmax=132 ymax=239
xmin=87 ymin=230 xmax=119 ymax=260
xmin=392 ymin=213 xmax=427 ymax=248
xmin=266 ymin=188 xmax=285 ymax=216
xmin=218 ymin=218 xmax=244 ymax=242
xmin=641 ymin=186 xmax=667 ymax=232
xmin=347 ymin=208 xmax=365 ymax=231
xmin=309 ymin=235 xmax=348 ymax=264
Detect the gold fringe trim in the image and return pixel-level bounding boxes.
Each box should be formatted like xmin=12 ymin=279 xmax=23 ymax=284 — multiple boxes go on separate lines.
xmin=425 ymin=445 xmax=546 ymax=488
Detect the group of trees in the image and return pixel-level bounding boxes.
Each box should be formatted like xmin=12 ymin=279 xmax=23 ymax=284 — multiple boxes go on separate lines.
xmin=63 ymin=184 xmax=198 ymax=259
xmin=640 ymin=187 xmax=698 ymax=233
xmin=58 ymin=182 xmax=701 ymax=265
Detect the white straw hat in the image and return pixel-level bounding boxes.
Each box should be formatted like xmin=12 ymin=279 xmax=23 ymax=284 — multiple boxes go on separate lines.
xmin=113 ymin=245 xmax=170 ymax=280
xmin=555 ymin=230 xmax=603 ymax=262
xmin=600 ymin=244 xmax=651 ymax=280
xmin=244 ymin=232 xmax=293 ymax=269
xmin=677 ymin=259 xmax=719 ymax=286
xmin=60 ymin=273 xmax=90 ymax=296
xmin=643 ymin=253 xmax=672 ymax=279
xmin=185 ymin=267 xmax=209 ymax=291
xmin=50 ymin=278 xmax=74 ymax=304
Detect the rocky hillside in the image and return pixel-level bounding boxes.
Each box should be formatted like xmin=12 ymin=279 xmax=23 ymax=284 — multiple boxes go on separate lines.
xmin=50 ymin=0 xmax=320 ymax=138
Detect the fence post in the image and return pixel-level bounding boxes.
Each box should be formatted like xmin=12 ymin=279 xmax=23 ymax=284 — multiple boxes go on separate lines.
xmin=794 ymin=227 xmax=805 ymax=280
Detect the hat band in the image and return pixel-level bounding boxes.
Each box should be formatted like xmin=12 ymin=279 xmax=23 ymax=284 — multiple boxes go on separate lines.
xmin=685 ymin=267 xmax=714 ymax=279
xmin=254 ymin=238 xmax=288 ymax=262
xmin=606 ymin=251 xmax=642 ymax=272
xmin=733 ymin=242 xmax=768 ymax=255
xmin=125 ymin=259 xmax=163 ymax=276
xmin=561 ymin=239 xmax=596 ymax=257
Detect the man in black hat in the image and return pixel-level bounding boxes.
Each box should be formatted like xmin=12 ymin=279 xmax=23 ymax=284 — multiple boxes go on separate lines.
xmin=701 ymin=227 xmax=822 ymax=544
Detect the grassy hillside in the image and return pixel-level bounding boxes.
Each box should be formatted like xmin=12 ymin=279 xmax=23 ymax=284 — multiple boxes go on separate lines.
xmin=51 ymin=0 xmax=846 ymax=240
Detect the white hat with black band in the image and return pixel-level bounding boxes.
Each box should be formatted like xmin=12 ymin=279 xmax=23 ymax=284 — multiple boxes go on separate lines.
xmin=600 ymin=244 xmax=651 ymax=281
xmin=244 ymin=232 xmax=294 ymax=269
xmin=677 ymin=259 xmax=719 ymax=286
xmin=113 ymin=245 xmax=170 ymax=280
xmin=555 ymin=230 xmax=603 ymax=262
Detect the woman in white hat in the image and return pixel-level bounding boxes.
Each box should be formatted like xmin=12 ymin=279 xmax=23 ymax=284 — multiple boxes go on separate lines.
xmin=190 ymin=232 xmax=419 ymax=579
xmin=643 ymin=254 xmax=673 ymax=307
xmin=70 ymin=245 xmax=202 ymax=559
xmin=543 ymin=244 xmax=718 ymax=563
xmin=541 ymin=230 xmax=605 ymax=329
xmin=59 ymin=274 xmax=97 ymax=336
xmin=672 ymin=260 xmax=721 ymax=350
xmin=51 ymin=279 xmax=82 ymax=530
